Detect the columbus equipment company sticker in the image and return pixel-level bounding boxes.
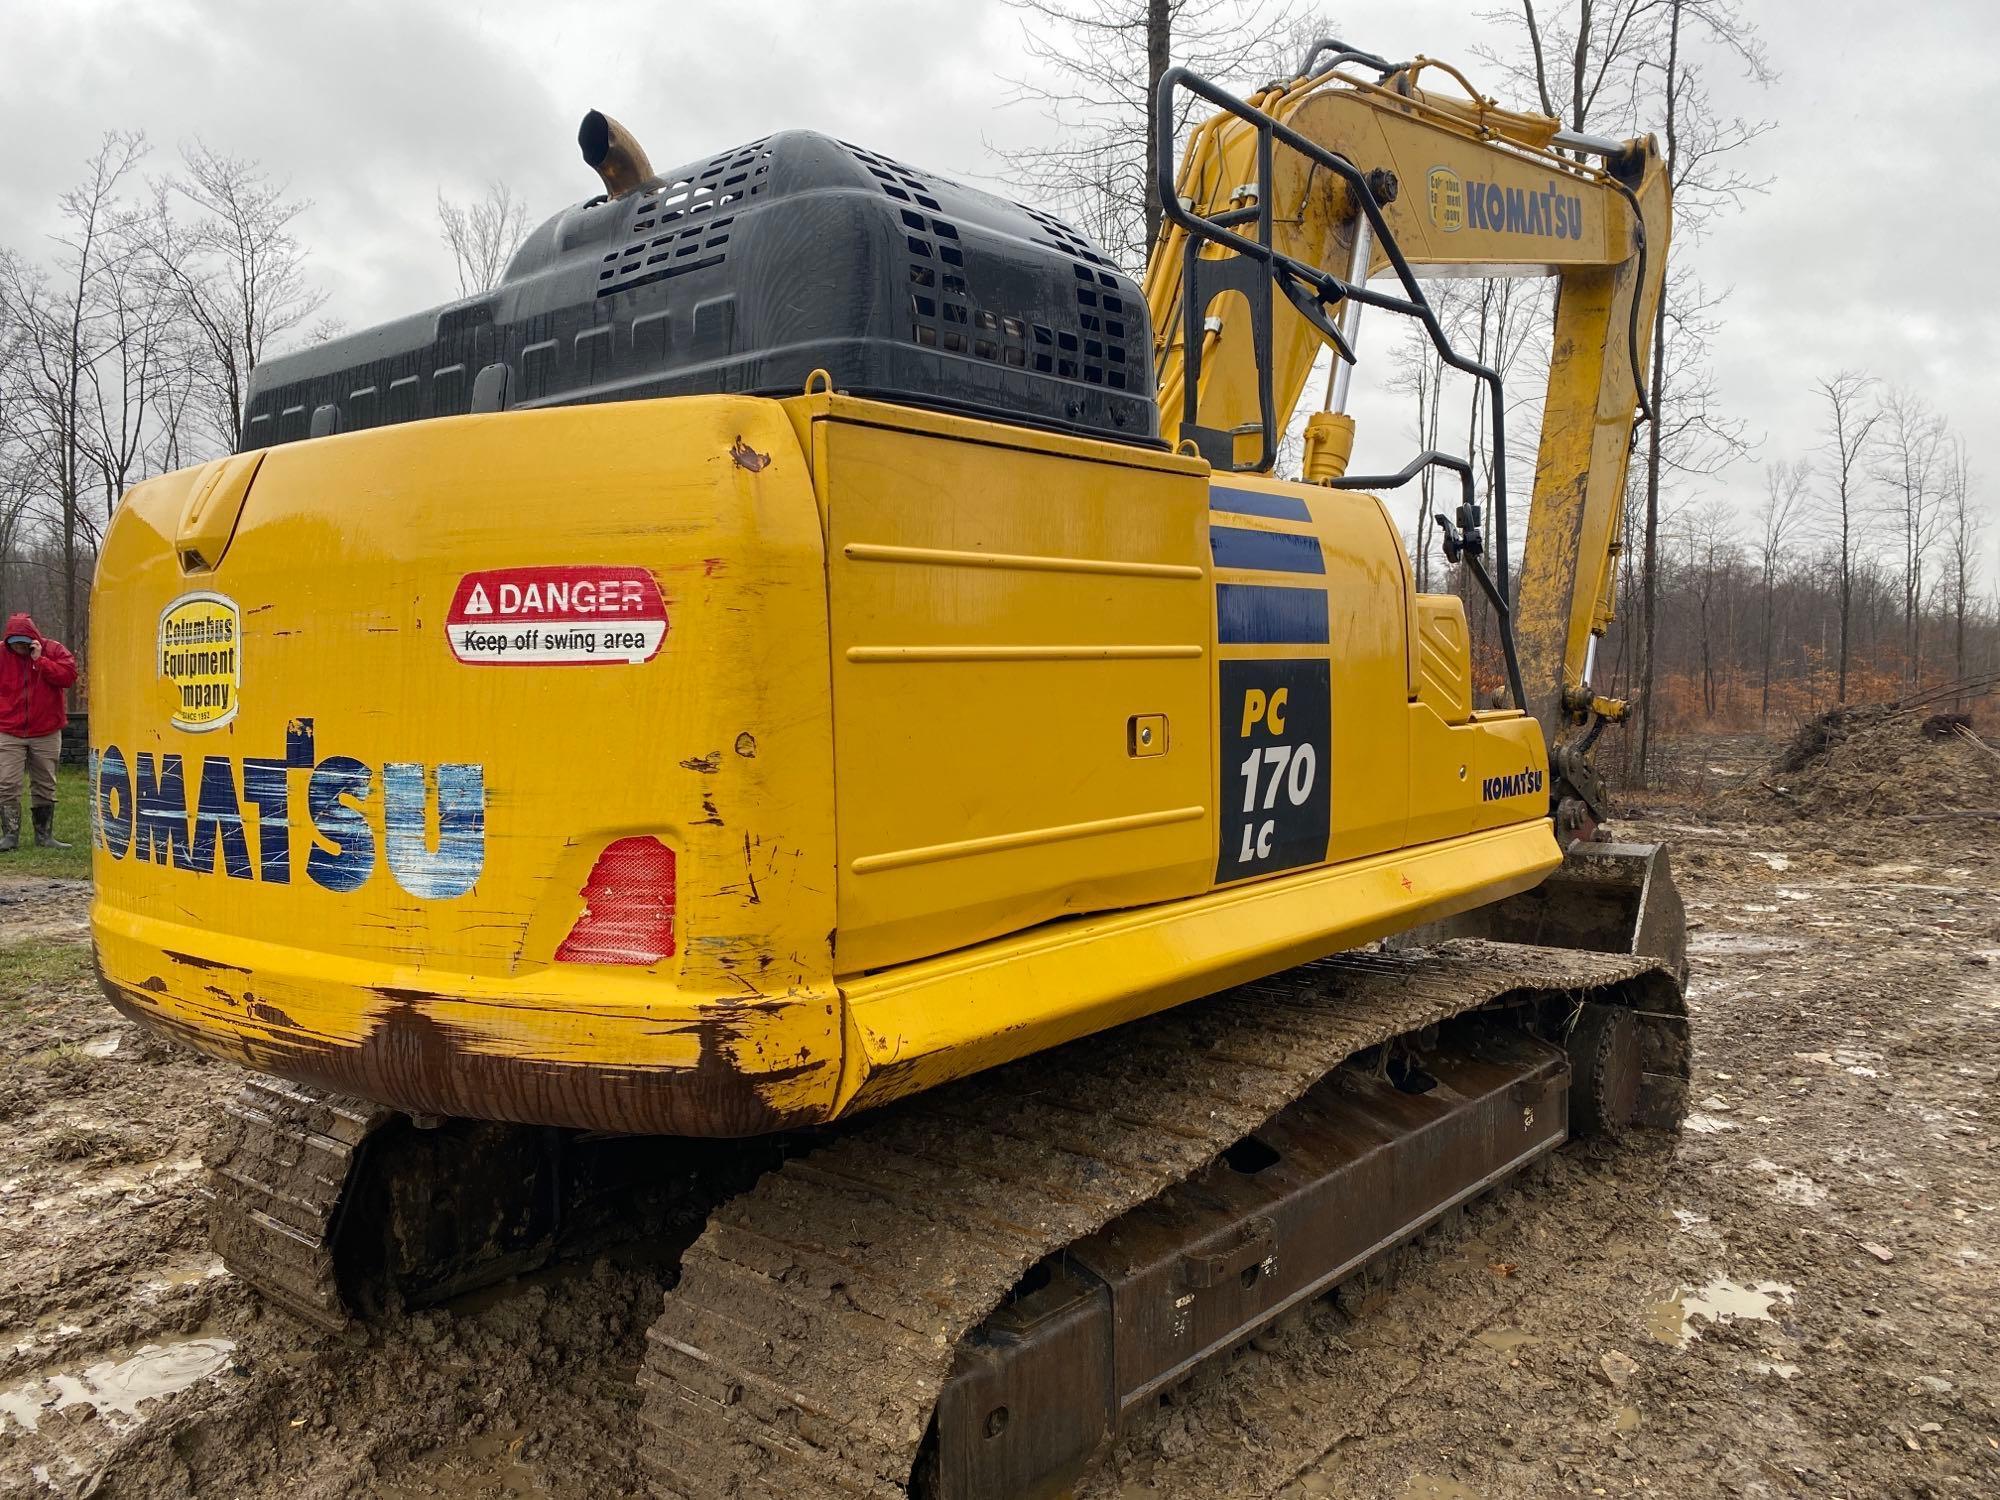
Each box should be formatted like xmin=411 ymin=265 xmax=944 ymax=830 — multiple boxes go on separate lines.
xmin=160 ymin=590 xmax=243 ymax=732
xmin=445 ymin=566 xmax=668 ymax=666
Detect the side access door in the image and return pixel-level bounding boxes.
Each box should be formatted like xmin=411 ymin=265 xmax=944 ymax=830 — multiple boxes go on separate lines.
xmin=811 ymin=398 xmax=1215 ymax=975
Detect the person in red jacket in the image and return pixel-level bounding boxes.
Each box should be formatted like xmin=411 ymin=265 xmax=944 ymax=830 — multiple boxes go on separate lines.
xmin=1 ymin=613 xmax=79 ymax=852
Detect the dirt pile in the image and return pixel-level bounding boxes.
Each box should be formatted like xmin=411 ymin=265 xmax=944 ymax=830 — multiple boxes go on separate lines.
xmin=1733 ymin=698 xmax=2000 ymax=821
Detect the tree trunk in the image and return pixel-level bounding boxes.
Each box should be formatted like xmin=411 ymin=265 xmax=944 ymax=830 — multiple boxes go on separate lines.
xmin=1635 ymin=1 xmax=1679 ymax=784
xmin=1570 ymin=0 xmax=1591 ymax=132
xmin=1637 ymin=292 xmax=1664 ymax=780
xmin=1760 ymin=582 xmax=1774 ymax=723
xmin=1143 ymin=0 xmax=1170 ymax=254
xmin=1699 ymin=584 xmax=1713 ymax=717
xmin=1956 ymin=592 xmax=1967 ymax=703
xmin=1836 ymin=519 xmax=1850 ymax=702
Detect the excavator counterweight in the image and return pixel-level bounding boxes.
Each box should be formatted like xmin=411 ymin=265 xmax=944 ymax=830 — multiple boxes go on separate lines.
xmin=89 ymin=43 xmax=1683 ymax=1499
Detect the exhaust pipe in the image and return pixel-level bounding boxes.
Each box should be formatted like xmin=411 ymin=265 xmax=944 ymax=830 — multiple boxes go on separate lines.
xmin=578 ymin=110 xmax=653 ymax=199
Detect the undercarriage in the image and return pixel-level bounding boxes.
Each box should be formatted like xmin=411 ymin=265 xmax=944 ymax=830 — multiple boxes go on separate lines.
xmin=208 ymin=850 xmax=1687 ymax=1500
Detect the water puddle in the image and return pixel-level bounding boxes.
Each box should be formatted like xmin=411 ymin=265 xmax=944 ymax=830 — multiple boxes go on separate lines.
xmin=1402 ymin=1477 xmax=1481 ymax=1500
xmin=80 ymin=1031 xmax=123 ymax=1058
xmin=1669 ymin=1208 xmax=1721 ymax=1242
xmin=0 ymin=1337 xmax=235 ymax=1432
xmin=1613 ymin=1404 xmax=1642 ymax=1431
xmin=1440 ymin=1235 xmax=1495 ymax=1272
xmin=1748 ymin=1158 xmax=1828 ymax=1206
xmin=1647 ymin=1277 xmax=1793 ymax=1347
xmin=375 ymin=1429 xmax=543 ymax=1499
xmin=1473 ymin=1326 xmax=1540 ymax=1353
xmin=0 ymin=1387 xmax=43 ymax=1432
xmin=145 ymin=1254 xmax=229 ymax=1291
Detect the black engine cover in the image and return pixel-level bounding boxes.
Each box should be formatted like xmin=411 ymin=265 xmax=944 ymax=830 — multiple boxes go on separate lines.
xmin=242 ymin=131 xmax=1159 ymax=451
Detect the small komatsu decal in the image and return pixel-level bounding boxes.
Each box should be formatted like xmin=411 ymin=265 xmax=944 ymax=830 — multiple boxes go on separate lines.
xmin=1217 ymin=659 xmax=1331 ymax=883
xmin=159 ymin=591 xmax=241 ymax=733
xmin=446 ymin=565 xmax=667 ymax=666
xmin=1481 ymin=766 xmax=1545 ymax=802
xmin=91 ymin=718 xmax=486 ymax=899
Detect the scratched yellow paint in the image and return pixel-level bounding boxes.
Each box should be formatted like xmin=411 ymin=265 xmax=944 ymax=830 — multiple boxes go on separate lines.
xmin=93 ymin=388 xmax=1562 ymax=1134
xmin=92 ymin=397 xmax=845 ymax=1126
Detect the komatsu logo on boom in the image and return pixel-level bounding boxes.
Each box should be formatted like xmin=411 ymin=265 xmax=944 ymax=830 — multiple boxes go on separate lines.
xmin=90 ymin=718 xmax=485 ymax=899
xmin=1428 ymin=166 xmax=1585 ymax=241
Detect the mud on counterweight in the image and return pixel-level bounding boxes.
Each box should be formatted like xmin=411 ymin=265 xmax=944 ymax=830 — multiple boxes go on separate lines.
xmin=636 ymin=939 xmax=1687 ymax=1499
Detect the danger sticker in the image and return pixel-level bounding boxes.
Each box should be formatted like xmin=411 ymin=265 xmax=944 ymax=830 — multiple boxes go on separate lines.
xmin=446 ymin=566 xmax=667 ymax=666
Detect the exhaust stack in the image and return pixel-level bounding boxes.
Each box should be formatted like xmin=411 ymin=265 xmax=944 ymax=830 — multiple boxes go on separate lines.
xmin=578 ymin=110 xmax=653 ymax=199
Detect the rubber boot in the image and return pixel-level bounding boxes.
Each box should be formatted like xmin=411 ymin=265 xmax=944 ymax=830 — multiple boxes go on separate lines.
xmin=0 ymin=805 xmax=17 ymax=854
xmin=32 ymin=805 xmax=68 ymax=850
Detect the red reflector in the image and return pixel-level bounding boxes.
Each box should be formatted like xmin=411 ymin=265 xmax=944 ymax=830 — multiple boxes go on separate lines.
xmin=555 ymin=837 xmax=677 ymax=966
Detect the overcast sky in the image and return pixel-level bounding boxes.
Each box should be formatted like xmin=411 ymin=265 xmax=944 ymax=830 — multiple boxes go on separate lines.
xmin=4 ymin=0 xmax=1994 ymax=545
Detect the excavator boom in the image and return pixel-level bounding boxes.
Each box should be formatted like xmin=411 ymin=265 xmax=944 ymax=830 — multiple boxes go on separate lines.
xmin=1145 ymin=47 xmax=1669 ymax=760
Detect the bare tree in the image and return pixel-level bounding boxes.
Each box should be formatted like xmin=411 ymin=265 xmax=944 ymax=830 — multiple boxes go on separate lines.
xmin=1480 ymin=1 xmax=1659 ymax=138
xmin=437 ymin=181 xmax=532 ymax=297
xmin=77 ymin=198 xmax=187 ymax=526
xmin=1494 ymin=0 xmax=1772 ymax=780
xmin=1754 ymin=456 xmax=1806 ymax=723
xmin=152 ymin=140 xmax=328 ymax=450
xmin=1812 ymin=370 xmax=1879 ymax=704
xmin=1871 ymin=386 xmax=1947 ymax=685
xmin=993 ymin=0 xmax=1311 ymax=268
xmin=0 ymin=132 xmax=149 ymax=648
xmin=1676 ymin=496 xmax=1737 ymax=717
xmin=1940 ymin=435 xmax=1985 ymax=695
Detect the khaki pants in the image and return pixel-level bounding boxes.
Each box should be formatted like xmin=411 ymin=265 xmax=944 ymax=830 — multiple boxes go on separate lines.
xmin=0 ymin=730 xmax=61 ymax=810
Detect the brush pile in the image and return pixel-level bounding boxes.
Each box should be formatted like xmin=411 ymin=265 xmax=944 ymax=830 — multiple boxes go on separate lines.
xmin=1736 ymin=676 xmax=2000 ymax=822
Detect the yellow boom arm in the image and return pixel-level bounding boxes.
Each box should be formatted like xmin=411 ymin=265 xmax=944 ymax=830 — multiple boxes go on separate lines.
xmin=1143 ymin=53 xmax=1669 ymax=745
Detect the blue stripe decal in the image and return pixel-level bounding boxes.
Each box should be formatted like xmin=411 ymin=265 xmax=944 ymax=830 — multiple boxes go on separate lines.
xmin=1209 ymin=525 xmax=1327 ymax=575
xmin=1209 ymin=486 xmax=1312 ymax=522
xmin=1216 ymin=584 xmax=1330 ymax=645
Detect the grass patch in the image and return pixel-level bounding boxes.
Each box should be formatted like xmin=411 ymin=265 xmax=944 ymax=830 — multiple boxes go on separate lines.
xmin=0 ymin=936 xmax=93 ymax=999
xmin=0 ymin=1076 xmax=31 ymax=1121
xmin=40 ymin=1042 xmax=98 ymax=1093
xmin=41 ymin=1123 xmax=119 ymax=1162
xmin=1 ymin=763 xmax=92 ymax=879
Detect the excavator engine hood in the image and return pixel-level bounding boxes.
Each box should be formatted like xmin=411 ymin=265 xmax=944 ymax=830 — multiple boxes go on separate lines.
xmin=241 ymin=130 xmax=1158 ymax=452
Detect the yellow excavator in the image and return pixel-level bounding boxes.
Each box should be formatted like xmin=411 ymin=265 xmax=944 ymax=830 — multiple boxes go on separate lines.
xmin=90 ymin=40 xmax=1685 ymax=1499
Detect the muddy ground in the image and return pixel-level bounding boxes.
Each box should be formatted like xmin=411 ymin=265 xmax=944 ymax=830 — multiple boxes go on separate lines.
xmin=1 ymin=739 xmax=1996 ymax=1499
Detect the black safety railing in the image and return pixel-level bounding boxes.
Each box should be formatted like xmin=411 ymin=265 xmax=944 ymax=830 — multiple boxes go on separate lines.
xmin=1323 ymin=452 xmax=1526 ymax=714
xmin=1155 ymin=63 xmax=1523 ymax=681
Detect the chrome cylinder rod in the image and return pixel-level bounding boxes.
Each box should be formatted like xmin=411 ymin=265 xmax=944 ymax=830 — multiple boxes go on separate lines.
xmin=1326 ymin=214 xmax=1375 ymax=413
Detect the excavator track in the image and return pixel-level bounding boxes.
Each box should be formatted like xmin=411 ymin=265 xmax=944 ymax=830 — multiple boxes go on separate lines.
xmin=207 ymin=1076 xmax=394 ymax=1332
xmin=207 ymin=1078 xmax=783 ymax=1331
xmin=637 ymin=939 xmax=1687 ymax=1499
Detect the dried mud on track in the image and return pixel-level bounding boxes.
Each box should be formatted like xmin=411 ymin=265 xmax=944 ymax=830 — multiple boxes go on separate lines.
xmin=3 ymin=783 xmax=1998 ymax=1499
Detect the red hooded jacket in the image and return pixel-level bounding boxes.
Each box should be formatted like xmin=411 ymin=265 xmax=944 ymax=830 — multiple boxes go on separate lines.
xmin=1 ymin=614 xmax=78 ymax=739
